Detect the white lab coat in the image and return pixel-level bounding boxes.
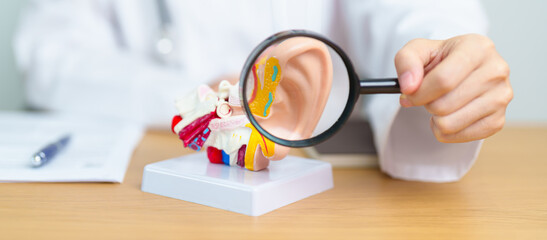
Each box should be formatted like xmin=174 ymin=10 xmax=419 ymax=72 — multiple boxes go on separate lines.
xmin=14 ymin=0 xmax=488 ymax=182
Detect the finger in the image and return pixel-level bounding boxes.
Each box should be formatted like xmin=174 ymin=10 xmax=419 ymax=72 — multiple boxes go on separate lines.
xmin=431 ymin=93 xmax=495 ymax=136
xmin=394 ymin=39 xmax=443 ymax=95
xmin=408 ymin=36 xmax=491 ymax=106
xmin=431 ymin=109 xmax=506 ymax=143
xmin=431 ymin=79 xmax=511 ymax=135
xmin=425 ymin=57 xmax=506 ymax=116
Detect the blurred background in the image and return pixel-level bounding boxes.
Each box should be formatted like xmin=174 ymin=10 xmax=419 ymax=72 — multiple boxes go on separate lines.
xmin=1 ymin=1 xmax=546 ymax=122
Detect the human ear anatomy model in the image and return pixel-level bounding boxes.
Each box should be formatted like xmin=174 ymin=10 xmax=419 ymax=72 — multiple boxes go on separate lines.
xmin=171 ymin=37 xmax=333 ymax=171
xmin=171 ymin=79 xmax=274 ymax=171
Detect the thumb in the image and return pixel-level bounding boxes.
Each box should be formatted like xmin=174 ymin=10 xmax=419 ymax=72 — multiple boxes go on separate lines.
xmin=394 ymin=39 xmax=443 ymax=95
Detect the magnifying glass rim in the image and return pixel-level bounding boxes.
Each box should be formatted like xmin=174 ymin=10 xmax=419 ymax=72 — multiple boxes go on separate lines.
xmin=239 ymin=29 xmax=359 ymax=148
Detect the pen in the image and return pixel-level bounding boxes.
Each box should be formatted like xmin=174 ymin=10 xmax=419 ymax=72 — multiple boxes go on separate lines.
xmin=31 ymin=134 xmax=71 ymax=167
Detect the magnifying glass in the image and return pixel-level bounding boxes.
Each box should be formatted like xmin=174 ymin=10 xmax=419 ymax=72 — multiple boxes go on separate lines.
xmin=240 ymin=30 xmax=401 ymax=148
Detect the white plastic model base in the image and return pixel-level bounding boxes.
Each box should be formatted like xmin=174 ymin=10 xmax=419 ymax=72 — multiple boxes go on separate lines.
xmin=141 ymin=153 xmax=333 ymax=216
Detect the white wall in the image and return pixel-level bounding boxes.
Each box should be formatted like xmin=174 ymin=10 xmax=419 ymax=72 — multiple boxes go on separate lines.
xmin=0 ymin=1 xmax=545 ymax=122
xmin=481 ymin=0 xmax=547 ymax=122
xmin=0 ymin=1 xmax=26 ymax=110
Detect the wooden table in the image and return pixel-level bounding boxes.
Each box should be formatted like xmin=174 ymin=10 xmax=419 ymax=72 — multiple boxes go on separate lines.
xmin=1 ymin=127 xmax=546 ymax=239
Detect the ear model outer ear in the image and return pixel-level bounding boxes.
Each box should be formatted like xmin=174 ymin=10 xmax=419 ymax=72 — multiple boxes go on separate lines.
xmin=254 ymin=37 xmax=333 ymax=162
xmin=270 ymin=37 xmax=333 ymax=139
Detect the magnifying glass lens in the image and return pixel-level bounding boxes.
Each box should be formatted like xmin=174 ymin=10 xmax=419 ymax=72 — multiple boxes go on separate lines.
xmin=242 ymin=36 xmax=351 ymax=143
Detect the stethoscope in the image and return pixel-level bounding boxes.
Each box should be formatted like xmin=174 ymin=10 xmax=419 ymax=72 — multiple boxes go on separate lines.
xmin=152 ymin=0 xmax=287 ymax=68
xmin=154 ymin=0 xmax=179 ymax=67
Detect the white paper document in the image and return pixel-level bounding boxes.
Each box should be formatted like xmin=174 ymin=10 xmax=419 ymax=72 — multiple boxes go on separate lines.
xmin=0 ymin=112 xmax=144 ymax=182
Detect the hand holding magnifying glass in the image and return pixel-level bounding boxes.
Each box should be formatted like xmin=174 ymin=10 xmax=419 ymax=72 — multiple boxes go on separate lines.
xmin=240 ymin=30 xmax=512 ymax=147
xmin=394 ymin=35 xmax=512 ymax=143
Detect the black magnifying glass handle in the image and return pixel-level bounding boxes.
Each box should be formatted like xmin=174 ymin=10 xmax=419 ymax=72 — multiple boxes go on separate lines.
xmin=359 ymin=78 xmax=400 ymax=94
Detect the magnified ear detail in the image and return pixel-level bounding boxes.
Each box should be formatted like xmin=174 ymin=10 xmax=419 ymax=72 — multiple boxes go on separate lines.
xmin=244 ymin=36 xmax=340 ymax=143
xmin=249 ymin=56 xmax=282 ymax=118
xmin=241 ymin=30 xmax=399 ymax=147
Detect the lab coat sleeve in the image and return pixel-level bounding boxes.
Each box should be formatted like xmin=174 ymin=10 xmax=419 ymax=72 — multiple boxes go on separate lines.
xmin=13 ymin=0 xmax=197 ymax=129
xmin=336 ymin=0 xmax=488 ymax=182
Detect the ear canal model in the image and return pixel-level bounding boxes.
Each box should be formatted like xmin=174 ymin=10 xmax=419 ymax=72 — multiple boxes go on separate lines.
xmin=249 ymin=37 xmax=333 ymax=162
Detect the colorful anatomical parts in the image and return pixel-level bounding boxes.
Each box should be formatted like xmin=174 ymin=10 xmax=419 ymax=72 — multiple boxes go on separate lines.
xmin=172 ymin=81 xmax=276 ymax=171
xmin=244 ymin=122 xmax=275 ymax=171
xmin=249 ymin=57 xmax=282 ymax=118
